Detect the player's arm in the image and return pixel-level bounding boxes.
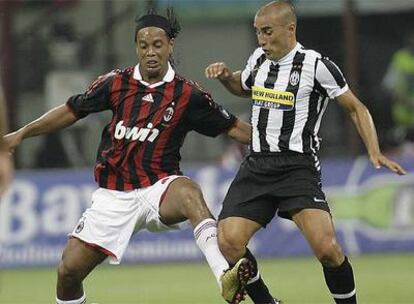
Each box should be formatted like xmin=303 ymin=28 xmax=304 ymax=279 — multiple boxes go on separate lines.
xmin=4 ymin=104 xmax=77 ymax=153
xmin=205 ymin=63 xmax=250 ymax=97
xmin=336 ymin=90 xmax=406 ymax=175
xmin=226 ymin=118 xmax=251 ymax=145
xmin=0 ymin=80 xmax=8 ymax=150
xmin=0 ymin=81 xmax=13 ymax=197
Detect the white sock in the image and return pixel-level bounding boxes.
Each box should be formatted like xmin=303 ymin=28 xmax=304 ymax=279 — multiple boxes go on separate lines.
xmin=194 ymin=218 xmax=229 ymax=286
xmin=56 ymin=293 xmax=86 ymax=304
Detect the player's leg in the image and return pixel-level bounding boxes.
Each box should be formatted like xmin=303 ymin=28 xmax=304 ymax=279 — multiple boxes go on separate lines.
xmin=159 ymin=177 xmax=227 ymax=283
xmin=219 ymin=156 xmax=283 ymax=304
xmin=57 ymin=187 xmax=145 ymax=304
xmin=158 ymin=177 xmax=211 ymax=227
xmin=159 ymin=177 xmax=251 ymax=303
xmin=219 ymin=217 xmax=279 ymax=304
xmin=218 ymin=217 xmax=260 ymax=264
xmin=56 ymin=237 xmax=107 ymax=303
xmin=291 ymin=208 xmax=356 ymax=303
xmin=243 ymin=248 xmax=281 ymax=304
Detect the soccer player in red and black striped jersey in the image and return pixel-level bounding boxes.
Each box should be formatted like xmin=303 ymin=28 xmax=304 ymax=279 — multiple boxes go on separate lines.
xmin=5 ymin=9 xmax=257 ymax=304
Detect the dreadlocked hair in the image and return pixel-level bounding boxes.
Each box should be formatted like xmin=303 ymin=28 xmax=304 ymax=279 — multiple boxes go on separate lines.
xmin=146 ymin=7 xmax=156 ymax=14
xmin=166 ymin=7 xmax=181 ymax=39
xmin=137 ymin=7 xmax=181 ymax=39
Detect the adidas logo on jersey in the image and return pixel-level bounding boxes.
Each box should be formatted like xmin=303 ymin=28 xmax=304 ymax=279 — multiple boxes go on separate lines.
xmin=142 ymin=93 xmax=154 ymax=103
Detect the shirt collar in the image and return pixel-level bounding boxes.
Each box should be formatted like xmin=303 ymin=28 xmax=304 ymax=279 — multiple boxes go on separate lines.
xmin=272 ymin=42 xmax=302 ymax=64
xmin=133 ymin=62 xmax=175 ymax=88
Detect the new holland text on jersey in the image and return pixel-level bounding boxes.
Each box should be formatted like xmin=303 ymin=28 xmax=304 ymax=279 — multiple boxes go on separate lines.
xmin=252 ymin=86 xmax=295 ymax=110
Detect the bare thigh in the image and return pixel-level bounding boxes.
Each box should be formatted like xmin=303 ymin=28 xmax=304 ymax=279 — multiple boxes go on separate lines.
xmin=61 ymin=237 xmax=108 ymax=275
xmin=159 ymin=177 xmax=212 ymax=227
xmin=291 ymin=208 xmax=344 ymax=266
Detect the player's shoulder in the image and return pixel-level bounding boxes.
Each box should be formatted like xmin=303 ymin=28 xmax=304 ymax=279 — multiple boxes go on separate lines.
xmin=243 ymin=48 xmax=267 ymax=70
xmin=250 ymin=47 xmax=267 ymax=61
xmin=252 ymin=47 xmax=265 ymax=57
xmin=175 ymin=74 xmax=212 ymax=97
xmin=297 ymin=46 xmax=343 ymax=72
xmin=109 ymin=67 xmax=135 ymax=78
xmin=299 ymin=45 xmax=339 ymax=64
xmin=298 ymin=45 xmax=323 ymax=61
xmin=100 ymin=67 xmax=134 ymax=79
xmin=86 ymin=67 xmax=133 ymax=95
xmin=92 ymin=68 xmax=129 ymax=84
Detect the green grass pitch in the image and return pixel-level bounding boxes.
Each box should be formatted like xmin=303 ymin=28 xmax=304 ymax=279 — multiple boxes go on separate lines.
xmin=1 ymin=254 xmax=413 ymax=303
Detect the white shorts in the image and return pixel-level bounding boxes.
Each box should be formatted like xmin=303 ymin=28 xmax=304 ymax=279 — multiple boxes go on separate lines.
xmin=70 ymin=175 xmax=188 ymax=264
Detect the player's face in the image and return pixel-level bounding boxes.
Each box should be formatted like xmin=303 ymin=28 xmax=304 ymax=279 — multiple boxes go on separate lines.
xmin=254 ymin=12 xmax=295 ymax=61
xmin=136 ymin=27 xmax=174 ymax=82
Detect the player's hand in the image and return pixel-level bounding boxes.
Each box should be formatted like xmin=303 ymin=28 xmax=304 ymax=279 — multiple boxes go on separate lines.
xmin=3 ymin=131 xmax=24 ymax=155
xmin=369 ymin=153 xmax=407 ymax=175
xmin=205 ymin=62 xmax=232 ymax=81
xmin=0 ymin=150 xmax=13 ymax=197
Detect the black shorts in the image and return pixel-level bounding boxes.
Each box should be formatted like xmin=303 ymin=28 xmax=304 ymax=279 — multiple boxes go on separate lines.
xmin=219 ymin=152 xmax=330 ymax=227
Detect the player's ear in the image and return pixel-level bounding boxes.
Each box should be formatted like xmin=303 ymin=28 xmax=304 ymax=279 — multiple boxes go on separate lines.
xmin=287 ymin=22 xmax=296 ymax=34
xmin=169 ymin=38 xmax=175 ymax=55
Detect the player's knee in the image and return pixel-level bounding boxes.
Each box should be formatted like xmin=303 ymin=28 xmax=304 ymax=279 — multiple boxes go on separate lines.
xmin=57 ymin=259 xmax=82 ymax=286
xmin=314 ymin=237 xmax=343 ymax=267
xmin=218 ymin=229 xmax=245 ymax=260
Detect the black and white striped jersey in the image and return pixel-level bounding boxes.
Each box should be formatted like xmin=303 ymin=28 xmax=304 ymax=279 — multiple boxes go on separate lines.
xmin=241 ymin=43 xmax=349 ymax=154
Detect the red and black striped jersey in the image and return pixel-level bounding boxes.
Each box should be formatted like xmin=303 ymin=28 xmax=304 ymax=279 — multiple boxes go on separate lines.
xmin=66 ymin=64 xmax=237 ymax=191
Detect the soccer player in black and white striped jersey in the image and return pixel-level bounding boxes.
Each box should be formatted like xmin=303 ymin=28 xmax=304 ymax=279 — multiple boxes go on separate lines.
xmin=206 ymin=1 xmax=407 ymax=303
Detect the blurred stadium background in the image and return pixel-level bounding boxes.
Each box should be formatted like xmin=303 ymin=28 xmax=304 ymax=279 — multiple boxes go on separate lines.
xmin=1 ymin=0 xmax=414 ymax=303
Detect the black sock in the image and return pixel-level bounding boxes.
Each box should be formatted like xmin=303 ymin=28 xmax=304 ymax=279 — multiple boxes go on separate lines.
xmin=323 ymin=256 xmax=357 ymax=304
xmin=243 ymin=248 xmax=275 ymax=304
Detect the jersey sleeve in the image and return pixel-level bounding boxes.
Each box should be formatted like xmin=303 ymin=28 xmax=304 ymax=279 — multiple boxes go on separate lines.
xmin=315 ymin=57 xmax=349 ymax=99
xmin=241 ymin=48 xmax=267 ymax=91
xmin=241 ymin=52 xmax=255 ymax=90
xmin=186 ymin=90 xmax=237 ymax=137
xmin=66 ymin=71 xmax=115 ymax=119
